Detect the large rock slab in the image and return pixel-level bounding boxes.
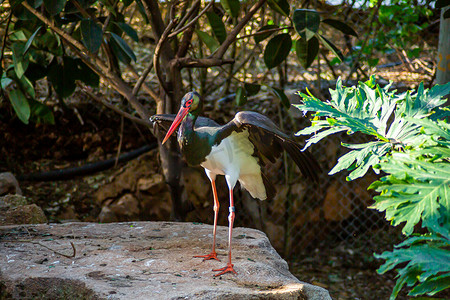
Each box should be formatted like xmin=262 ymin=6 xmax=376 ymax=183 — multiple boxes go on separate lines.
xmin=0 ymin=222 xmax=331 ymax=299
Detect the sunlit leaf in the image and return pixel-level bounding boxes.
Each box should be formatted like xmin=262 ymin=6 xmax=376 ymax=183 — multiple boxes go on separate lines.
xmin=195 ymin=29 xmax=219 ymax=53
xmin=293 ymin=9 xmax=320 ymax=41
xmin=263 ymin=33 xmax=292 ymax=69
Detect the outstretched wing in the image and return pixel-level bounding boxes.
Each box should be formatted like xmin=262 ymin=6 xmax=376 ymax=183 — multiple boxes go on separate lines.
xmin=216 ymin=111 xmax=320 ymax=182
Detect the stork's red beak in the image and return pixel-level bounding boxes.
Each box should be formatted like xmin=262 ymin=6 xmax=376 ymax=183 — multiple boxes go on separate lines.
xmin=161 ymin=106 xmax=190 ymax=145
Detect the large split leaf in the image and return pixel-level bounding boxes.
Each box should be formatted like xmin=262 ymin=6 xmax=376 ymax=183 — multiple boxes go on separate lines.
xmin=375 ymin=234 xmax=450 ymax=299
xmin=295 ymin=78 xmax=450 ymax=180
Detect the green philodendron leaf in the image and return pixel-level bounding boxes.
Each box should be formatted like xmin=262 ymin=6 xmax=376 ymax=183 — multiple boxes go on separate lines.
xmin=322 ymin=19 xmax=358 ymax=37
xmin=370 ymin=153 xmax=450 ymax=235
xmin=267 ymin=0 xmax=290 ymax=17
xmin=206 ymin=12 xmax=227 ymax=44
xmin=375 ymin=239 xmax=450 ymax=299
xmin=195 ymin=29 xmax=219 ymax=53
xmin=244 ymin=83 xmax=261 ymax=96
xmin=270 ymin=87 xmax=290 ymax=109
xmin=254 ymin=24 xmax=279 ymax=44
xmin=263 ymin=33 xmax=292 ymax=69
xmin=115 ymin=22 xmax=139 ymax=42
xmin=220 ymin=0 xmax=240 ymax=18
xmin=8 ymin=89 xmax=30 ymax=124
xmin=295 ymin=36 xmax=319 ymax=69
xmin=235 ymin=86 xmax=247 ymax=106
xmin=317 ymin=34 xmax=344 ymax=62
xmin=81 ymin=19 xmax=103 ymax=53
xmin=293 ymin=9 xmax=320 ymax=41
xmin=110 ymin=32 xmax=137 ymax=62
xmin=43 ymin=0 xmax=67 ymax=15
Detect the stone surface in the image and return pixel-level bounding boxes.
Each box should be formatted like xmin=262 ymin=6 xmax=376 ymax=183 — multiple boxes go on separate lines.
xmin=0 ymin=222 xmax=331 ymax=300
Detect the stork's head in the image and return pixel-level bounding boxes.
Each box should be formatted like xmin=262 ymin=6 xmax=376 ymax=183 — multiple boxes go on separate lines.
xmin=162 ymin=91 xmax=202 ymax=145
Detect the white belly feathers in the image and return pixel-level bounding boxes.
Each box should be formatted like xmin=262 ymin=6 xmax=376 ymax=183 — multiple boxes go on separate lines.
xmin=200 ymin=130 xmax=267 ymax=200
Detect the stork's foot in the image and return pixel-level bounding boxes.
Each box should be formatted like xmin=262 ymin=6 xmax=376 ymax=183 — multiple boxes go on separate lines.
xmin=194 ymin=251 xmax=220 ymax=261
xmin=213 ymin=263 xmax=237 ymax=276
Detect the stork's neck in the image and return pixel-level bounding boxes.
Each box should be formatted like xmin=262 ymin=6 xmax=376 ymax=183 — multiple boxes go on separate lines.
xmin=178 ymin=112 xmax=197 ymax=142
xmin=177 ymin=112 xmax=213 ymax=166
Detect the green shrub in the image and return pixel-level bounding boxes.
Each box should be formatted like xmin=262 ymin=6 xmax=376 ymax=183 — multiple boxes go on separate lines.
xmin=295 ymin=77 xmax=450 ymax=299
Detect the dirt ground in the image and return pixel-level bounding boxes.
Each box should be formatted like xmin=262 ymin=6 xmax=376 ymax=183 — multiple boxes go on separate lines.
xmin=1 ymin=92 xmax=448 ymax=300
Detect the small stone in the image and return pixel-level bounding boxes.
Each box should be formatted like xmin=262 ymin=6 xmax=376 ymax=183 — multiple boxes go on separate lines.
xmin=0 ymin=172 xmax=22 ymax=196
xmin=137 ymin=174 xmax=165 ymax=193
xmin=4 ymin=204 xmax=47 ymax=225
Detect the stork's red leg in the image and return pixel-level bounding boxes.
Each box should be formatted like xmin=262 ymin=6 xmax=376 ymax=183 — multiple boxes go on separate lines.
xmin=194 ymin=178 xmax=220 ymax=261
xmin=213 ymin=188 xmax=237 ymax=276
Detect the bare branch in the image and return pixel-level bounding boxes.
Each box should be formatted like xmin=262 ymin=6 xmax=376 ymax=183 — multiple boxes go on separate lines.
xmin=168 ymin=0 xmax=214 ymax=38
xmin=214 ymin=0 xmax=267 ymax=58
xmin=153 ymin=19 xmax=178 ymax=95
xmin=80 ymin=85 xmax=151 ymax=127
xmin=237 ymin=26 xmax=293 ymax=40
xmin=172 ymin=57 xmax=235 ymax=68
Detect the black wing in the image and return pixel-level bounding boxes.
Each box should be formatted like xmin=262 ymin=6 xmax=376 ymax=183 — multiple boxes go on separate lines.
xmin=216 ymin=111 xmax=321 ymax=182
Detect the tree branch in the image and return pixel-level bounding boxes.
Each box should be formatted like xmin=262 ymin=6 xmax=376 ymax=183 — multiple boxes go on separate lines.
xmin=80 ymin=85 xmax=151 ymax=127
xmin=168 ymin=0 xmax=213 ymax=38
xmin=172 ymin=57 xmax=234 ymax=68
xmin=153 ymin=19 xmax=178 ymax=95
xmin=214 ymin=0 xmax=266 ymax=58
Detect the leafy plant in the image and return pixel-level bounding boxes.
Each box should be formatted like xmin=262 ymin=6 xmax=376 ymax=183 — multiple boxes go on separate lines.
xmin=295 ymin=77 xmax=450 ymax=299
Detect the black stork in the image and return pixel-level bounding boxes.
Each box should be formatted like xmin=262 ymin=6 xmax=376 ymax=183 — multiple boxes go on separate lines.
xmin=151 ymin=91 xmax=320 ymax=276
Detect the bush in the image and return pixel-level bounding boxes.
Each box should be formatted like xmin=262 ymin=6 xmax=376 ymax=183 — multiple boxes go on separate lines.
xmin=295 ymin=77 xmax=450 ymax=299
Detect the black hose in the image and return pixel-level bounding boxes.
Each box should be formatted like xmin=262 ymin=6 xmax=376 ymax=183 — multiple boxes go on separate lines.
xmin=17 ymin=143 xmax=157 ymax=182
